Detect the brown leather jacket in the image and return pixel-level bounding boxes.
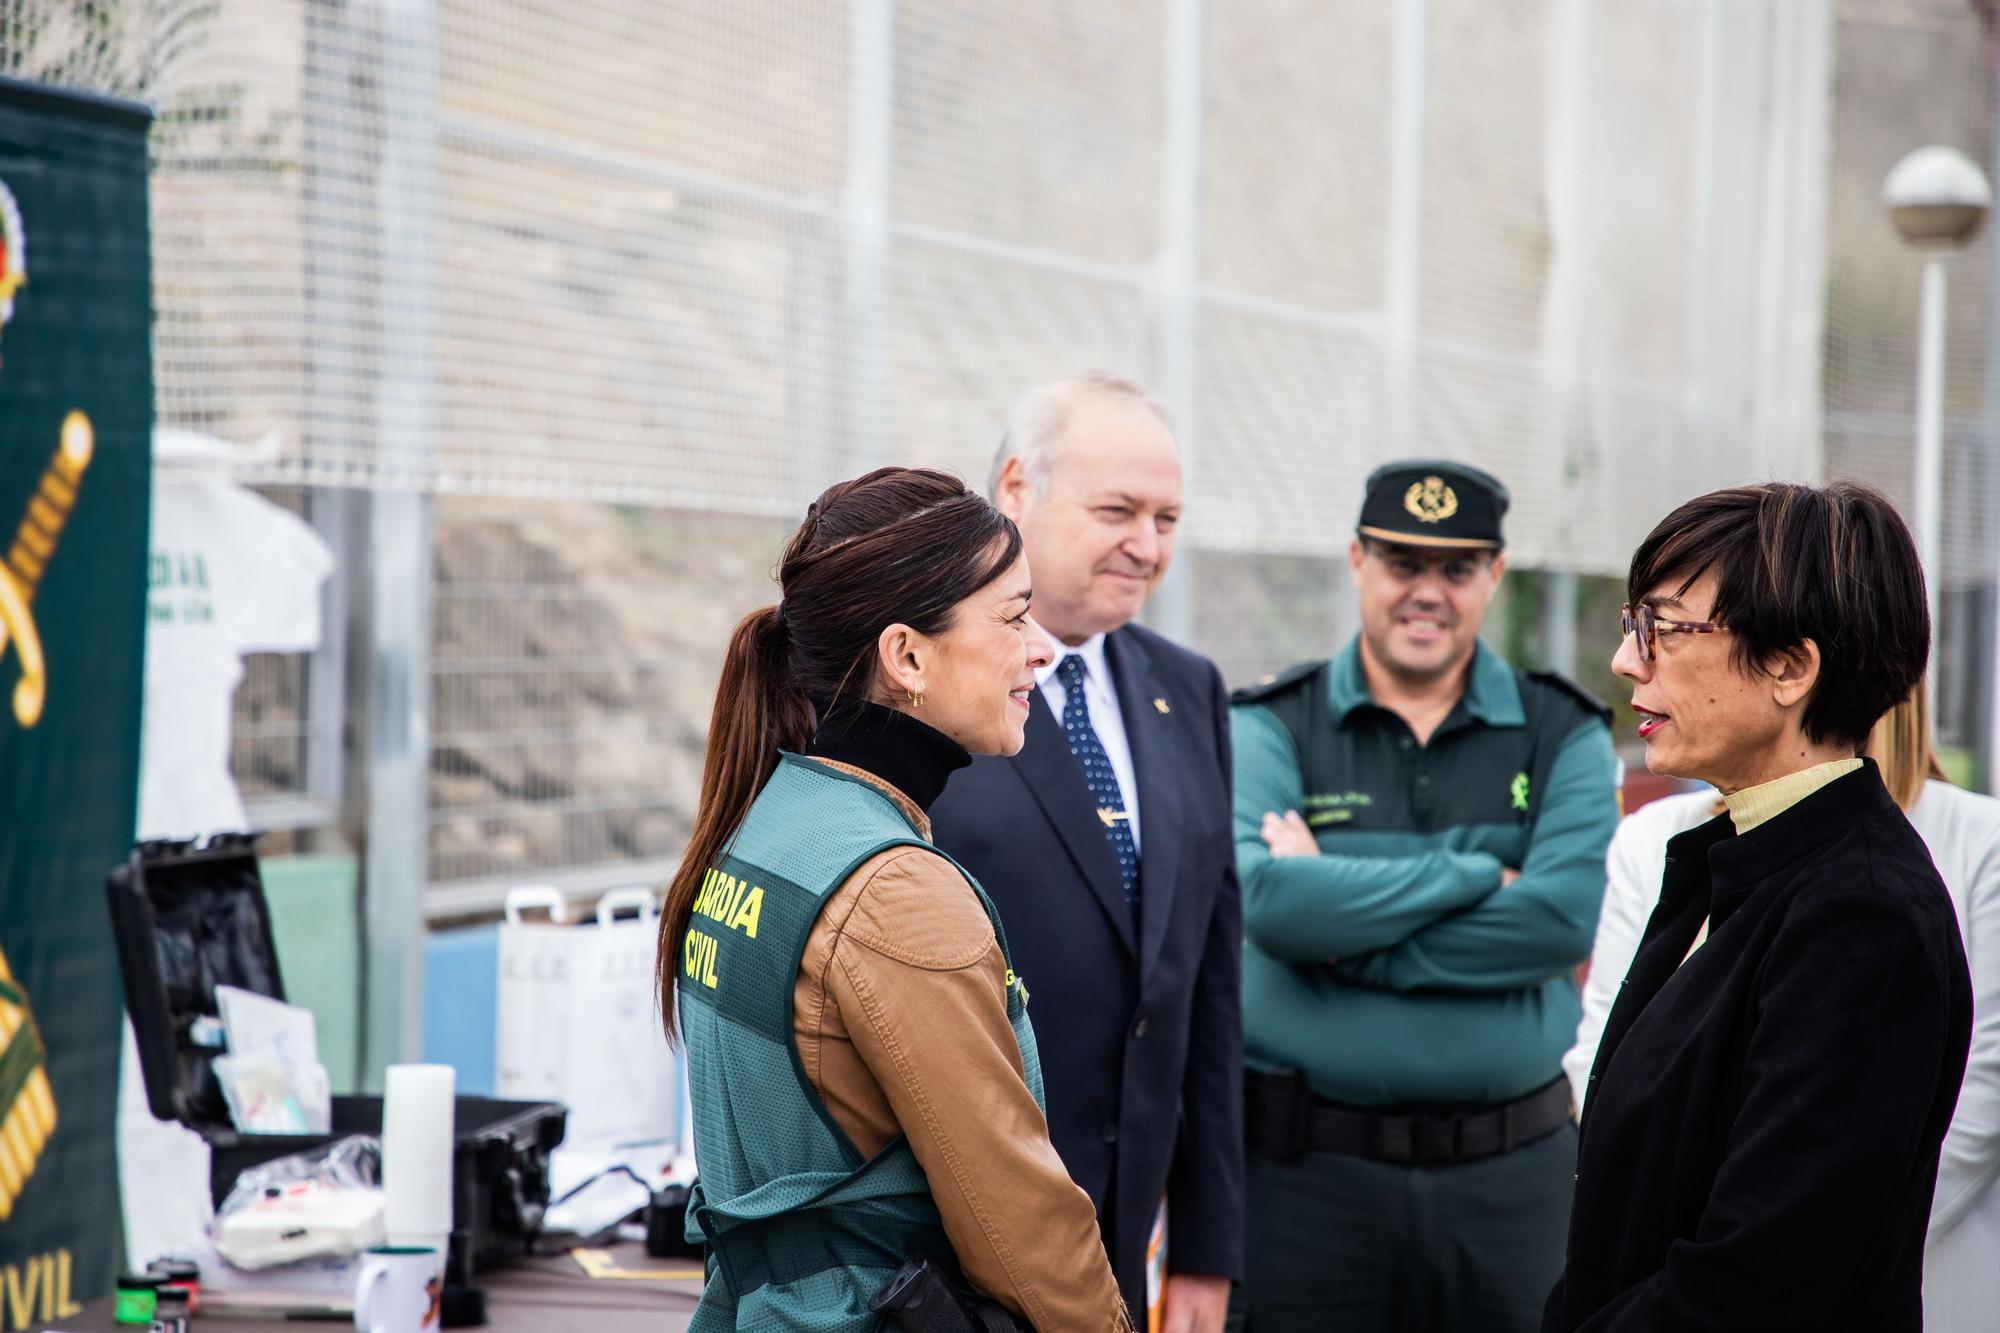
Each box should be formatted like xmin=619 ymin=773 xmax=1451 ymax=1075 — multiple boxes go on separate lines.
xmin=792 ymin=760 xmax=1132 ymax=1332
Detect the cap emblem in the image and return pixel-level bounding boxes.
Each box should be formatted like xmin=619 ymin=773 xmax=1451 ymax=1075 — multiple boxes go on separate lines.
xmin=1404 ymin=475 xmax=1458 ymax=524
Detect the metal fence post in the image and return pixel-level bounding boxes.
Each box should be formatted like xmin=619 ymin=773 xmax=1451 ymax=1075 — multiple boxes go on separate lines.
xmin=1985 ymin=33 xmax=2000 ymax=792
xmin=1544 ymin=569 xmax=1578 ymax=677
xmin=1385 ymin=0 xmax=1428 ymax=456
xmin=355 ymin=0 xmax=439 ymax=1087
xmin=1148 ymin=0 xmax=1203 ymax=647
xmin=844 ymin=0 xmax=893 ymax=477
xmin=1542 ymin=0 xmax=1589 ymax=672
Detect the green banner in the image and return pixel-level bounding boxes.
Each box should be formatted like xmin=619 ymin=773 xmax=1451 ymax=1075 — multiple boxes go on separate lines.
xmin=0 ymin=76 xmax=152 ymax=1329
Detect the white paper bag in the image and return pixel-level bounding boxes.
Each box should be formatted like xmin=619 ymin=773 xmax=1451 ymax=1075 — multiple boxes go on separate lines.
xmin=562 ymin=888 xmax=676 ymax=1150
xmin=493 ymin=886 xmax=679 ymax=1152
xmin=493 ymin=886 xmax=574 ymax=1103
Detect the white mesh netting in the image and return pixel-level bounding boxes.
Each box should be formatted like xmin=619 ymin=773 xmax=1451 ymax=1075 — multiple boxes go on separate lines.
xmin=9 ymin=0 xmax=1995 ymax=883
xmin=11 ymin=0 xmax=1850 ymax=558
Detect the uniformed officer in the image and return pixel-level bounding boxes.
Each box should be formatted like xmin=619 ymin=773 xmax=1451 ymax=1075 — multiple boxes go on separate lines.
xmin=1226 ymin=461 xmax=1618 ymax=1333
xmin=664 ymin=466 xmax=1132 ymax=1332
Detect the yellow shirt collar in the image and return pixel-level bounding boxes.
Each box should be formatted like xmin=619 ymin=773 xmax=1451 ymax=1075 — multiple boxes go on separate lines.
xmin=1722 ymin=758 xmax=1862 ymax=835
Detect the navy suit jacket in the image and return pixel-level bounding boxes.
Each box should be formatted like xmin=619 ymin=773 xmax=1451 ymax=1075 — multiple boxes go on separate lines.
xmin=930 ymin=621 xmax=1245 ymax=1312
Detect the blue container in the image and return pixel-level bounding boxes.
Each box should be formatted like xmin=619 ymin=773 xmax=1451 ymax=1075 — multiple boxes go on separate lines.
xmin=423 ymin=924 xmax=500 ymax=1095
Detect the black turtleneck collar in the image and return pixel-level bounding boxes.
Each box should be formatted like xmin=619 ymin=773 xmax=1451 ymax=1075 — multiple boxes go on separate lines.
xmin=804 ymin=699 xmax=971 ymax=815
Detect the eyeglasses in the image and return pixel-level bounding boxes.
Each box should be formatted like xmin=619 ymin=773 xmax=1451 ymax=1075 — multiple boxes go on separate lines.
xmin=1366 ymin=544 xmax=1493 ymax=587
xmin=1621 ymin=602 xmax=1723 ymax=663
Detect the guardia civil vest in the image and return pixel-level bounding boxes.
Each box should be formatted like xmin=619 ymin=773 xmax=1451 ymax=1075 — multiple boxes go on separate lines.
xmin=679 ymin=752 xmax=1044 ymax=1332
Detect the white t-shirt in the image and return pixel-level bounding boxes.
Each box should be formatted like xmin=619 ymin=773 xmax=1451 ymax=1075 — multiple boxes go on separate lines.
xmin=137 ymin=475 xmax=333 ymax=839
xmin=1566 ymin=778 xmax=2000 ymax=1333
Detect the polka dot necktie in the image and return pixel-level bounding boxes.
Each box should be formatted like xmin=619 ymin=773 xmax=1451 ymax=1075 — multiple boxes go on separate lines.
xmin=1056 ymin=654 xmax=1140 ymax=913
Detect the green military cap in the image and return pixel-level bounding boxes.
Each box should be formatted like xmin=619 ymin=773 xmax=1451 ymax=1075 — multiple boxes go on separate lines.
xmin=1356 ymin=459 xmax=1510 ymax=551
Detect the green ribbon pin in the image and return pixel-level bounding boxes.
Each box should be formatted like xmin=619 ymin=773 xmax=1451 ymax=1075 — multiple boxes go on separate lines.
xmin=1510 ymin=771 xmax=1531 ymax=812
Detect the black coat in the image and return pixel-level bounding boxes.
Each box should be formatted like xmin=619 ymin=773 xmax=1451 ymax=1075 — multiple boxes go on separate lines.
xmin=930 ymin=622 xmax=1245 ymax=1314
xmin=1546 ymin=762 xmax=1972 ymax=1332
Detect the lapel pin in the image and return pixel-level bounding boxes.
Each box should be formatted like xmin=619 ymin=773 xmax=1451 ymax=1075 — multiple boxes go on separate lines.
xmin=1153 ymin=697 xmax=1170 ymax=715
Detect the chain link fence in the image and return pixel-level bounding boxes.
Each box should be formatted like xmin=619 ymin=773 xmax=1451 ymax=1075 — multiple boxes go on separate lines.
xmin=8 ymin=0 xmax=1995 ymax=894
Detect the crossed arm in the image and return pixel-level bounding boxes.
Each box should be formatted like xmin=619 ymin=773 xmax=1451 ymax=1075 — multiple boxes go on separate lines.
xmin=1232 ymin=706 xmax=1618 ymax=991
xmin=1233 ymin=707 xmax=1506 ymax=963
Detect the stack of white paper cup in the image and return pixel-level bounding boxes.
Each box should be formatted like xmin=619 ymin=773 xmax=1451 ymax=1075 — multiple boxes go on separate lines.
xmin=382 ymin=1063 xmax=455 ymax=1271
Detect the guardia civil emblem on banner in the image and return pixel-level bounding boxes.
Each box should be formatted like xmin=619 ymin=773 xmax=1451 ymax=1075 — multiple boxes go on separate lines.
xmin=0 ymin=945 xmax=55 ymax=1221
xmin=0 ymin=167 xmax=99 ymax=733
xmin=0 ymin=175 xmax=58 ymax=1227
xmin=0 ymin=411 xmax=94 ymax=728
xmin=0 ymin=177 xmax=23 ymax=355
xmin=0 ymin=83 xmax=154 ymax=1321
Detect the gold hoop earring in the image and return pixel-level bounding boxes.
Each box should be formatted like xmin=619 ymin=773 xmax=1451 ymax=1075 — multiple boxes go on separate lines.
xmin=907 ymin=688 xmax=925 ymax=708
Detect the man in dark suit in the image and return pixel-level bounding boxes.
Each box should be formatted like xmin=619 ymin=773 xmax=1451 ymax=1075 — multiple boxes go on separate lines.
xmin=931 ymin=372 xmax=1243 ymax=1332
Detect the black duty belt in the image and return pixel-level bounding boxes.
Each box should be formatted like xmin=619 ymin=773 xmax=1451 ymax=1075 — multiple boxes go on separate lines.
xmin=1245 ymin=1068 xmax=1572 ymax=1166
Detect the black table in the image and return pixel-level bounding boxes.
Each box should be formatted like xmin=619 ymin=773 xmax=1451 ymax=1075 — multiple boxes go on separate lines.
xmin=36 ymin=1242 xmax=700 ymax=1333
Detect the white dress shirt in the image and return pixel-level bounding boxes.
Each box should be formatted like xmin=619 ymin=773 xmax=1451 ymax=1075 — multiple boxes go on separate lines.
xmin=1564 ymin=779 xmax=2000 ymax=1333
xmin=1036 ymin=634 xmax=1142 ymax=852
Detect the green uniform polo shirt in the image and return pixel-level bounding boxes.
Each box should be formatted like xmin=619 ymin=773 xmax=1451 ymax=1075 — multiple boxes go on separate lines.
xmin=1231 ymin=639 xmax=1619 ymax=1107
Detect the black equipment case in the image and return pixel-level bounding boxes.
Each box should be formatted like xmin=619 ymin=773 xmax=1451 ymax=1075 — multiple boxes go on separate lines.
xmin=106 ymin=835 xmax=566 ymax=1319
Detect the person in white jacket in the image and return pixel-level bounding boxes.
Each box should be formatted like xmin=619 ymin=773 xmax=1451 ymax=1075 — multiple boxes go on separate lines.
xmin=1565 ymin=680 xmax=2000 ymax=1333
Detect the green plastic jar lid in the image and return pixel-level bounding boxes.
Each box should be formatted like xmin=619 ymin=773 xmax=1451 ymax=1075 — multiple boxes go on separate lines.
xmin=112 ymin=1275 xmax=160 ymax=1325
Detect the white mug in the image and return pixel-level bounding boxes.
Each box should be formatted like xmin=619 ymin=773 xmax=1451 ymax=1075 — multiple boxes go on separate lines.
xmin=353 ymin=1246 xmax=443 ymax=1333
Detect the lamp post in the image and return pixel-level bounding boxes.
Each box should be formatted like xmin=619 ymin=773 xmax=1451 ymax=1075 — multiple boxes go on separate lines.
xmin=1881 ymin=146 xmax=1990 ymax=736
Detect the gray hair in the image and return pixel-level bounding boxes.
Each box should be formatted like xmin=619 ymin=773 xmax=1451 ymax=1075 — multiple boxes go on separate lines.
xmin=987 ymin=371 xmax=1174 ymax=499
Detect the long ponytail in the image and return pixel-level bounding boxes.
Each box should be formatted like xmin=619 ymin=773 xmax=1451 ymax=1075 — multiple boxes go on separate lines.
xmin=656 ymin=467 xmax=1022 ymax=1043
xmin=657 ymin=604 xmax=812 ymax=1041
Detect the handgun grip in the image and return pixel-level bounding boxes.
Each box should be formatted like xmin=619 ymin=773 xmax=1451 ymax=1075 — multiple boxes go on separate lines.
xmin=869 ymin=1259 xmax=981 ymax=1333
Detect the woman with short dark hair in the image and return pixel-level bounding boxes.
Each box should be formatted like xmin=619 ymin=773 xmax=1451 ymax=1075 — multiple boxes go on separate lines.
xmin=1545 ymin=482 xmax=1972 ymax=1333
xmin=660 ymin=467 xmax=1131 ymax=1332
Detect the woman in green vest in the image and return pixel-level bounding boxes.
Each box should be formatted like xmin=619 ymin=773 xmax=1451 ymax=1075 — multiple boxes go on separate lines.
xmin=659 ymin=466 xmax=1133 ymax=1332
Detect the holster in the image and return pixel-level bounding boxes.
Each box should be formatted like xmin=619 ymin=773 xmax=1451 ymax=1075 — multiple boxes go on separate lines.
xmin=1249 ymin=1066 xmax=1312 ymax=1163
xmin=870 ymin=1258 xmax=1027 ymax=1333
